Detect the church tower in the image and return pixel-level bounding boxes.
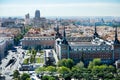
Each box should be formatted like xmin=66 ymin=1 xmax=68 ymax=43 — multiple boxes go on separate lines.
xmin=114 ymin=26 xmax=120 ymax=44
xmin=55 ymin=26 xmax=70 ymax=59
xmin=113 ymin=26 xmax=120 ymax=61
xmin=93 ymin=23 xmax=99 ymax=38
xmin=55 ymin=20 xmax=62 ymax=39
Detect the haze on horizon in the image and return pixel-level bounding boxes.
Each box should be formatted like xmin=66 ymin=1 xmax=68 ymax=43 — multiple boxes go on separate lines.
xmin=0 ymin=0 xmax=120 ymax=17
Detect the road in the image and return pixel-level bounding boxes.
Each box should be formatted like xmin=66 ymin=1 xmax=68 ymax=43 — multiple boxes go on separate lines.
xmin=44 ymin=49 xmax=58 ymax=65
xmin=0 ymin=46 xmax=25 ymax=80
xmin=52 ymin=49 xmax=58 ymax=64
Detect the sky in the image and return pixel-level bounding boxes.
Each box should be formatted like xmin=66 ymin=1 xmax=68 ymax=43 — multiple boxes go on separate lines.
xmin=0 ymin=0 xmax=120 ymax=17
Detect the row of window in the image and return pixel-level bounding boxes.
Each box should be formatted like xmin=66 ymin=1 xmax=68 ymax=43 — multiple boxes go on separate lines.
xmin=72 ymin=48 xmax=111 ymax=51
xmin=23 ymin=38 xmax=54 ymax=41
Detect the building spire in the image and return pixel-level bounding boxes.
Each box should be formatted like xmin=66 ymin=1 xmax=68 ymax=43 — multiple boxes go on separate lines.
xmin=93 ymin=23 xmax=99 ymax=38
xmin=63 ymin=26 xmax=66 ymax=39
xmin=56 ymin=22 xmax=59 ymax=33
xmin=114 ymin=26 xmax=119 ymax=44
xmin=62 ymin=26 xmax=68 ymax=44
xmin=55 ymin=19 xmax=62 ymax=39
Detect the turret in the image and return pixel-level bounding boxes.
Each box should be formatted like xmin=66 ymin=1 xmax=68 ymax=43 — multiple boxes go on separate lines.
xmin=55 ymin=20 xmax=62 ymax=39
xmin=114 ymin=26 xmax=120 ymax=44
xmin=62 ymin=26 xmax=68 ymax=45
xmin=93 ymin=23 xmax=99 ymax=38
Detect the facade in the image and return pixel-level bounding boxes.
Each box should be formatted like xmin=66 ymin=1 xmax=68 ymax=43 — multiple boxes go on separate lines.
xmin=21 ymin=37 xmax=55 ymax=49
xmin=55 ymin=25 xmax=120 ymax=64
xmin=115 ymin=60 xmax=120 ymax=68
xmin=25 ymin=13 xmax=30 ymax=25
xmin=33 ymin=10 xmax=47 ymax=27
xmin=0 ymin=39 xmax=6 ymax=61
xmin=0 ymin=37 xmax=14 ymax=61
xmin=35 ymin=10 xmax=40 ymax=19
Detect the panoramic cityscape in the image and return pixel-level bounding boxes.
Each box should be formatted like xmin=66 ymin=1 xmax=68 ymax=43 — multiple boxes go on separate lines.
xmin=0 ymin=0 xmax=120 ymax=80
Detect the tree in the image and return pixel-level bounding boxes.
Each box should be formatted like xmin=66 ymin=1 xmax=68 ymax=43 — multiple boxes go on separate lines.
xmin=71 ymin=66 xmax=83 ymax=79
xmin=31 ymin=48 xmax=37 ymax=63
xmin=21 ymin=73 xmax=30 ymax=80
xmin=13 ymin=70 xmax=20 ymax=80
xmin=14 ymin=33 xmax=23 ymax=45
xmin=58 ymin=59 xmax=74 ymax=69
xmin=35 ymin=67 xmax=46 ymax=74
xmin=42 ymin=76 xmax=56 ymax=80
xmin=88 ymin=58 xmax=101 ymax=69
xmin=46 ymin=66 xmax=56 ymax=73
xmin=58 ymin=66 xmax=71 ymax=80
xmin=26 ymin=78 xmax=31 ymax=80
xmin=71 ymin=61 xmax=85 ymax=79
xmin=108 ymin=65 xmax=116 ymax=73
xmin=75 ymin=61 xmax=84 ymax=68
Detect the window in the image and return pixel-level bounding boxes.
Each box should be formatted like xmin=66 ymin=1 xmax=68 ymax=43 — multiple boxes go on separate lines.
xmin=88 ymin=48 xmax=91 ymax=51
xmin=74 ymin=48 xmax=77 ymax=51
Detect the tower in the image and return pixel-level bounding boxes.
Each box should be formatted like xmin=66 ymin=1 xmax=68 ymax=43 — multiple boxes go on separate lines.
xmin=113 ymin=26 xmax=120 ymax=61
xmin=25 ymin=13 xmax=30 ymax=25
xmin=55 ymin=20 xmax=62 ymax=39
xmin=93 ymin=23 xmax=99 ymax=38
xmin=62 ymin=26 xmax=68 ymax=45
xmin=35 ymin=10 xmax=40 ymax=19
xmin=114 ymin=26 xmax=120 ymax=44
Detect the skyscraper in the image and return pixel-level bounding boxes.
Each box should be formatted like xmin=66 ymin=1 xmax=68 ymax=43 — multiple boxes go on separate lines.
xmin=35 ymin=10 xmax=40 ymax=19
xmin=25 ymin=13 xmax=30 ymax=19
xmin=25 ymin=13 xmax=30 ymax=25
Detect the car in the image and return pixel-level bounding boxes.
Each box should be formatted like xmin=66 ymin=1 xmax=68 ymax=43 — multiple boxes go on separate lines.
xmin=36 ymin=74 xmax=42 ymax=79
xmin=5 ymin=57 xmax=8 ymax=59
xmin=12 ymin=50 xmax=17 ymax=52
xmin=31 ymin=78 xmax=35 ymax=80
xmin=0 ymin=61 xmax=2 ymax=64
xmin=0 ymin=75 xmax=5 ymax=80
xmin=9 ymin=74 xmax=13 ymax=76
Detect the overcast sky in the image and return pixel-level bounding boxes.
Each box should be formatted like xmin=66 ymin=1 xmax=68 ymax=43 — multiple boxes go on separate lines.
xmin=0 ymin=0 xmax=120 ymax=17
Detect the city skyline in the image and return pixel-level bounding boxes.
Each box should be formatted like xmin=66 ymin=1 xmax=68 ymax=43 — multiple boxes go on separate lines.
xmin=0 ymin=0 xmax=120 ymax=17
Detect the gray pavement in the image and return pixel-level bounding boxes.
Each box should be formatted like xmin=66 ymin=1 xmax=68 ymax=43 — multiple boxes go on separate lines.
xmin=0 ymin=46 xmax=25 ymax=80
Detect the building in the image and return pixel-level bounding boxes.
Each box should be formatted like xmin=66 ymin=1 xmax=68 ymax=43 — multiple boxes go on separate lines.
xmin=33 ymin=10 xmax=47 ymax=27
xmin=115 ymin=60 xmax=120 ymax=68
xmin=0 ymin=39 xmax=6 ymax=61
xmin=22 ymin=37 xmax=55 ymax=49
xmin=55 ymin=24 xmax=120 ymax=65
xmin=25 ymin=13 xmax=30 ymax=25
xmin=35 ymin=10 xmax=40 ymax=19
xmin=0 ymin=37 xmax=14 ymax=61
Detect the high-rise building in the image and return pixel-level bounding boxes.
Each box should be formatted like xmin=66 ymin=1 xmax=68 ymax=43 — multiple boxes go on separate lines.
xmin=33 ymin=10 xmax=47 ymax=27
xmin=35 ymin=10 xmax=40 ymax=19
xmin=25 ymin=13 xmax=30 ymax=25
xmin=25 ymin=13 xmax=30 ymax=19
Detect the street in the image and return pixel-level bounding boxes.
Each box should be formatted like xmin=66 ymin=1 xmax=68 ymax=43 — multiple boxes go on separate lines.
xmin=0 ymin=46 xmax=25 ymax=80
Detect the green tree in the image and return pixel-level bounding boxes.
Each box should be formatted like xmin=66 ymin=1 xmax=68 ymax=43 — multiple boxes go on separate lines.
xmin=58 ymin=66 xmax=71 ymax=80
xmin=108 ymin=65 xmax=116 ymax=73
xmin=14 ymin=33 xmax=23 ymax=45
xmin=58 ymin=59 xmax=74 ymax=69
xmin=13 ymin=70 xmax=20 ymax=80
xmin=46 ymin=66 xmax=56 ymax=73
xmin=71 ymin=66 xmax=83 ymax=79
xmin=26 ymin=78 xmax=31 ymax=80
xmin=31 ymin=48 xmax=37 ymax=63
xmin=42 ymin=76 xmax=55 ymax=80
xmin=88 ymin=58 xmax=101 ymax=69
xmin=75 ymin=61 xmax=84 ymax=68
xmin=21 ymin=73 xmax=30 ymax=80
xmin=35 ymin=67 xmax=46 ymax=74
